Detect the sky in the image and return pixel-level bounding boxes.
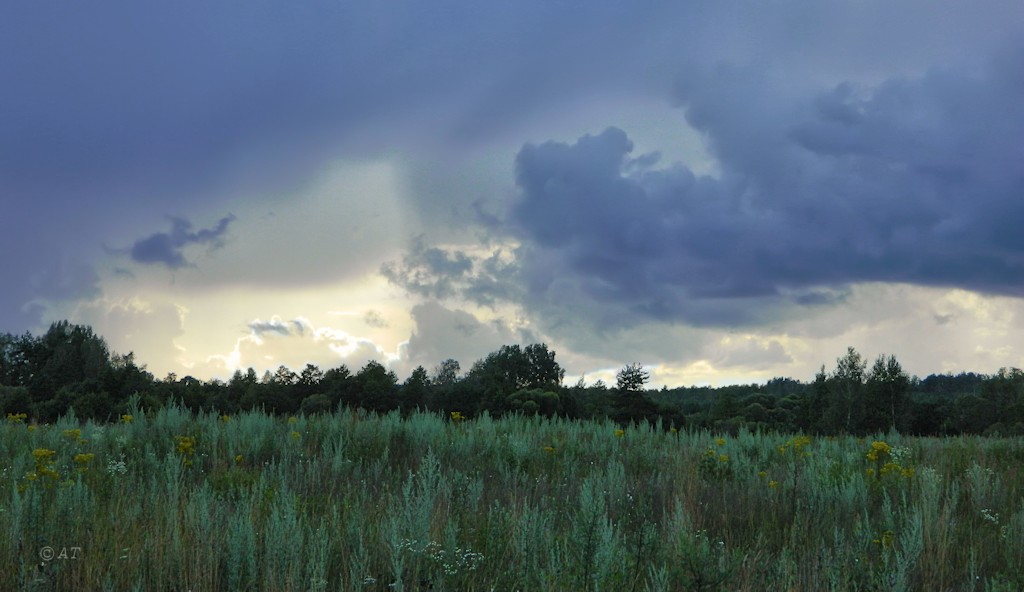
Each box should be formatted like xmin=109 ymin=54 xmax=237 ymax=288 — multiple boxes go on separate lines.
xmin=3 ymin=1 xmax=1024 ymax=387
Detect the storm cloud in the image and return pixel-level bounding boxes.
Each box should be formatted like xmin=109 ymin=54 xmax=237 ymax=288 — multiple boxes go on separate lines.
xmin=507 ymin=50 xmax=1024 ymax=329
xmin=5 ymin=0 xmax=1024 ymax=383
xmin=130 ymin=215 xmax=235 ymax=269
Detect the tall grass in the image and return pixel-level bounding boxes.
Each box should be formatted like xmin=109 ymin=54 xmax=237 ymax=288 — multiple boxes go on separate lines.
xmin=1 ymin=405 xmax=1023 ymax=591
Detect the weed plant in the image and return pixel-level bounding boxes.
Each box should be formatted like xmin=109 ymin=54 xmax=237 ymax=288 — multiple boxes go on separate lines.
xmin=1 ymin=404 xmax=1023 ymax=590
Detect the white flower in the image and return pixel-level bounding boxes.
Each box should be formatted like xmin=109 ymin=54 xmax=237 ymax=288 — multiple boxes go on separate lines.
xmin=106 ymin=458 xmax=128 ymax=476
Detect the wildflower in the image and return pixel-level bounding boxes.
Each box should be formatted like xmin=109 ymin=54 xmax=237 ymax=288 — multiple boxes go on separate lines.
xmin=901 ymin=467 xmax=915 ymax=479
xmin=287 ymin=416 xmax=298 ymax=425
xmin=120 ymin=414 xmax=133 ymax=424
xmin=6 ymin=412 xmax=27 ymax=423
xmin=715 ymin=437 xmax=726 ymax=447
xmin=234 ymin=454 xmax=244 ymax=465
xmin=778 ymin=435 xmax=812 ymax=456
xmin=718 ymin=454 xmax=729 ymax=463
xmin=866 ymin=441 xmax=891 ymax=462
xmin=541 ymin=446 xmax=556 ymax=454
xmin=106 ymin=458 xmax=128 ymax=476
xmin=758 ymin=471 xmax=767 ymax=479
xmin=450 ymin=411 xmax=465 ymax=423
xmin=63 ymin=429 xmax=82 ymax=441
xmin=220 ymin=414 xmax=231 ymax=423
xmin=27 ymin=425 xmax=36 ymax=432
xmin=175 ymin=436 xmax=196 ymax=455
xmin=28 ymin=449 xmax=60 ymax=485
xmin=872 ymin=530 xmax=896 ymax=549
xmin=614 ymin=429 xmax=625 ymax=438
xmin=73 ymin=453 xmax=95 ymax=466
xmin=880 ymin=462 xmax=902 ymax=476
xmin=33 ymin=448 xmax=57 ymax=462
xmin=865 ymin=468 xmax=875 ymax=478
xmin=768 ymin=480 xmax=780 ymax=489
xmin=175 ymin=436 xmax=197 ymax=466
xmin=670 ymin=427 xmax=678 ymax=433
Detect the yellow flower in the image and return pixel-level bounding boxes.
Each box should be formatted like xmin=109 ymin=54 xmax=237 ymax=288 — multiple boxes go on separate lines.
xmin=758 ymin=471 xmax=767 ymax=479
xmin=715 ymin=437 xmax=726 ymax=447
xmin=175 ymin=435 xmax=196 ymax=456
xmin=32 ymin=448 xmax=57 ymax=462
xmin=901 ymin=467 xmax=915 ymax=479
xmin=718 ymin=454 xmax=729 ymax=463
xmin=220 ymin=414 xmax=231 ymax=423
xmin=768 ymin=480 xmax=780 ymax=489
xmin=287 ymin=416 xmax=298 ymax=425
xmin=873 ymin=530 xmax=896 ymax=548
xmin=865 ymin=468 xmax=876 ymax=478
xmin=73 ymin=453 xmax=95 ymax=465
xmin=63 ymin=428 xmax=82 ymax=441
xmin=27 ymin=425 xmax=36 ymax=432
xmin=614 ymin=429 xmax=625 ymax=438
xmin=234 ymin=454 xmax=244 ymax=464
xmin=880 ymin=462 xmax=902 ymax=476
xmin=670 ymin=427 xmax=678 ymax=433
xmin=866 ymin=441 xmax=891 ymax=462
xmin=6 ymin=412 xmax=27 ymax=423
xmin=290 ymin=431 xmax=301 ymax=441
xmin=450 ymin=411 xmax=465 ymax=423
xmin=541 ymin=446 xmax=556 ymax=454
xmin=120 ymin=414 xmax=133 ymax=424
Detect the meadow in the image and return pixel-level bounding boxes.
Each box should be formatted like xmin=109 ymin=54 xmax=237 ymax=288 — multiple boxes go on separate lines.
xmin=2 ymin=405 xmax=1022 ymax=591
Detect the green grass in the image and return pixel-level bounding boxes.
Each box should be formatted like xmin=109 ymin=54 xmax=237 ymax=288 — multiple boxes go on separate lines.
xmin=2 ymin=405 xmax=1023 ymax=591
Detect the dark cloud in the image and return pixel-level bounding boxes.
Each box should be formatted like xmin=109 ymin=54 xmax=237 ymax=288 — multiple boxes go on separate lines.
xmin=381 ymin=239 xmax=522 ymax=308
xmin=248 ymin=317 xmax=309 ymax=338
xmin=130 ymin=215 xmax=235 ymax=269
xmin=3 ymin=0 xmax=1020 ymax=337
xmin=380 ymin=238 xmax=474 ymax=300
xmin=505 ymin=50 xmax=1024 ymax=329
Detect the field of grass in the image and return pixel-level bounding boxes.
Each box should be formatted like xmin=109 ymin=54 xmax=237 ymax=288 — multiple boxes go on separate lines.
xmin=2 ymin=405 xmax=1023 ymax=591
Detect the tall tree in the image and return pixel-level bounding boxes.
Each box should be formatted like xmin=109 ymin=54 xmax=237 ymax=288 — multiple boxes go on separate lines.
xmin=616 ymin=363 xmax=650 ymax=394
xmin=523 ymin=343 xmax=566 ymax=389
xmin=403 ymin=365 xmax=431 ymax=410
xmin=432 ymin=359 xmax=461 ymax=386
xmin=828 ymin=347 xmax=867 ymax=434
xmin=353 ymin=361 xmax=399 ymax=412
xmin=866 ymin=354 xmax=910 ymax=433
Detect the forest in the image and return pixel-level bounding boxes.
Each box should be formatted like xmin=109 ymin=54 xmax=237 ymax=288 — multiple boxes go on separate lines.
xmin=1 ymin=320 xmax=1022 ymax=437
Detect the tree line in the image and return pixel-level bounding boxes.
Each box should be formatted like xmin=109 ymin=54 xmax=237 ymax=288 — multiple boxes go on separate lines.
xmin=2 ymin=321 xmax=1023 ymax=435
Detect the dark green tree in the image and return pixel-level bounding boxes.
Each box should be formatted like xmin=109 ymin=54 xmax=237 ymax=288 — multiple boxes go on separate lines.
xmin=865 ymin=354 xmax=910 ymax=433
xmin=296 ymin=363 xmax=325 ymax=400
xmin=616 ymin=363 xmax=650 ymax=394
xmin=402 ymin=365 xmax=431 ymax=410
xmin=823 ymin=347 xmax=867 ymax=434
xmin=432 ymin=359 xmax=461 ymax=386
xmin=352 ymin=361 xmax=399 ymax=412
